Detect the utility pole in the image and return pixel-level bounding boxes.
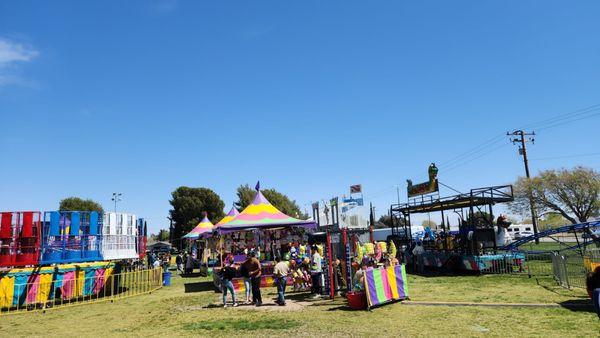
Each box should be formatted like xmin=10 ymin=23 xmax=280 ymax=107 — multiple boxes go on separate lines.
xmin=508 ymin=130 xmax=539 ymax=244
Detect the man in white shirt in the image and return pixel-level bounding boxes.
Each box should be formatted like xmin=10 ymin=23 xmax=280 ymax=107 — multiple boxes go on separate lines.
xmin=310 ymin=245 xmax=322 ymax=298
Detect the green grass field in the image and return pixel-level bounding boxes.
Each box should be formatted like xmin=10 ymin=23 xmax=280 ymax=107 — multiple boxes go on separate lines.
xmin=519 ymin=242 xmax=579 ymax=252
xmin=1 ymin=271 xmax=598 ymax=337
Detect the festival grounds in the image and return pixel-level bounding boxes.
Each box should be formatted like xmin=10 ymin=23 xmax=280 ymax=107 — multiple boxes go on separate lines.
xmin=1 ymin=271 xmax=598 ymax=337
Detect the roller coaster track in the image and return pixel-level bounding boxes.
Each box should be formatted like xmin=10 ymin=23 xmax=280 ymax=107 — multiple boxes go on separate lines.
xmin=501 ymin=220 xmax=600 ymax=251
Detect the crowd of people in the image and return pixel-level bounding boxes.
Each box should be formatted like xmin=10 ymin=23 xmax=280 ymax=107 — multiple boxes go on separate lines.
xmin=147 ymin=251 xmax=171 ymax=271
xmin=218 ymin=243 xmax=327 ymax=307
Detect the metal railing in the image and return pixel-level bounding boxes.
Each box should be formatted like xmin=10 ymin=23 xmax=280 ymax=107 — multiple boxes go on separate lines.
xmin=0 ymin=267 xmax=163 ymax=315
xmin=450 ymin=251 xmax=556 ymax=276
xmin=551 ymin=252 xmax=589 ymax=289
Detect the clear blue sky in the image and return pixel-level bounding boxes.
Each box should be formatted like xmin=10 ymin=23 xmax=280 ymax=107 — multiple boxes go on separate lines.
xmin=1 ymin=1 xmax=599 ymax=233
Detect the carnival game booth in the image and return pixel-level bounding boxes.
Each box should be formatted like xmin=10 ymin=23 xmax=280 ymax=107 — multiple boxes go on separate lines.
xmin=183 ymin=215 xmax=215 ymax=240
xmin=390 ymin=185 xmax=526 ymax=273
xmin=212 ymin=190 xmax=316 ymax=293
xmin=182 ymin=214 xmax=215 ymax=272
xmin=101 ymin=212 xmax=139 ymax=261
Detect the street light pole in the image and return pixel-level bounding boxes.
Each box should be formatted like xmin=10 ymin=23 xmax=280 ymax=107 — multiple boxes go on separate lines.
xmin=111 ymin=192 xmax=122 ymax=213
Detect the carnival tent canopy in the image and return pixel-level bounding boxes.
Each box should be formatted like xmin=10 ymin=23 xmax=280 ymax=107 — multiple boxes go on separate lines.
xmin=216 ymin=190 xmax=316 ymax=233
xmin=183 ymin=215 xmax=214 ymax=239
xmin=215 ymin=207 xmax=240 ymax=227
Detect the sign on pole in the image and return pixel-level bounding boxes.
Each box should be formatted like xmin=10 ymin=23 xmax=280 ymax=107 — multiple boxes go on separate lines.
xmin=407 ymin=163 xmax=439 ymax=197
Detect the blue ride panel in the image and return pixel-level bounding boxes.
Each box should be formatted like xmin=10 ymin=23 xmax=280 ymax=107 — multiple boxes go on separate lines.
xmin=41 ymin=211 xmax=65 ymax=264
xmin=41 ymin=211 xmax=104 ymax=265
xmin=66 ymin=212 xmax=82 ymax=261
xmin=84 ymin=212 xmax=102 ymax=261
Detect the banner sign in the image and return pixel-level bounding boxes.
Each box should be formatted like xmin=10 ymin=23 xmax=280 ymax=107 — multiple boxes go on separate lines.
xmin=364 ymin=264 xmax=409 ymax=309
xmin=350 ymin=184 xmax=362 ymax=194
xmin=407 ymin=163 xmax=439 ymax=198
xmin=342 ymin=197 xmax=364 ymax=206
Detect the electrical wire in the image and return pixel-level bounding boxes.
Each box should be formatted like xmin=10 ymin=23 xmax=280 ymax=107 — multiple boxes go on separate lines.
xmin=438 ymin=134 xmax=506 ymax=169
xmin=518 ymin=103 xmax=600 ymax=131
xmin=535 ymin=108 xmax=600 ymax=132
xmin=529 ymin=152 xmax=600 ymax=161
xmin=436 ymin=103 xmax=600 ymax=174
xmin=443 ymin=142 xmax=511 ymax=174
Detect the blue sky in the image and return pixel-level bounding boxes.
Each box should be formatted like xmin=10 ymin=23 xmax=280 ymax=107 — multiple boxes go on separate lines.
xmin=1 ymin=1 xmax=599 ymax=233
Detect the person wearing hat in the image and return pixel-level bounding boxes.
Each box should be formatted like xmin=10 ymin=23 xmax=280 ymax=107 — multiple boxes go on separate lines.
xmin=273 ymin=255 xmax=292 ymax=306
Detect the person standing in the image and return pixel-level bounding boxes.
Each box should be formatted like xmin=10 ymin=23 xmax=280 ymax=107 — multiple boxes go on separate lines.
xmin=310 ymin=245 xmax=322 ymax=298
xmin=147 ymin=252 xmax=155 ymax=269
xmin=185 ymin=253 xmax=194 ymax=274
xmin=176 ymin=253 xmax=184 ymax=274
xmin=240 ymin=255 xmax=252 ymax=304
xmin=243 ymin=251 xmax=262 ymax=306
xmin=333 ymin=258 xmax=347 ymax=294
xmin=273 ymin=256 xmax=291 ymax=306
xmin=221 ymin=256 xmax=238 ymax=308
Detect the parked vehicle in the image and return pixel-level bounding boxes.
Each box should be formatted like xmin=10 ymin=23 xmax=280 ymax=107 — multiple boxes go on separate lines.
xmin=513 ymin=231 xmax=534 ymax=240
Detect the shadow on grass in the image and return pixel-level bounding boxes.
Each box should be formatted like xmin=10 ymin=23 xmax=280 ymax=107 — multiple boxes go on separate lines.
xmin=558 ymin=299 xmax=596 ymax=313
xmin=184 ymin=281 xmax=216 ymax=293
xmin=326 ymin=305 xmax=356 ymax=311
xmin=184 ymin=318 xmax=301 ymax=332
xmin=202 ymin=302 xmax=281 ymax=309
xmin=181 ymin=272 xmax=208 ymax=278
xmin=283 ymin=292 xmax=313 ymax=301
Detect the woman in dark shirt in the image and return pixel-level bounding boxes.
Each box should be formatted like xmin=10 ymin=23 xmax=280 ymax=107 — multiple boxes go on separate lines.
xmin=222 ymin=256 xmax=238 ymax=307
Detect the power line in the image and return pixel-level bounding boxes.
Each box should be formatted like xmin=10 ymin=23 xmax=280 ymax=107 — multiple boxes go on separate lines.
xmin=519 ymin=103 xmax=600 ymax=130
xmin=443 ymin=142 xmax=511 ymax=173
xmin=438 ymin=134 xmax=506 ymax=169
xmin=535 ymin=108 xmax=600 ymax=132
xmin=529 ymin=152 xmax=600 ymax=161
xmin=436 ymin=103 xmax=600 ymax=174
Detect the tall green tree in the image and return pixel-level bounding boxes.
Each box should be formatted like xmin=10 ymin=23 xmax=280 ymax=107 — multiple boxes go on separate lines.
xmin=510 ymin=166 xmax=600 ymax=224
xmin=235 ymin=184 xmax=308 ymax=219
xmin=376 ymin=215 xmax=407 ymax=229
xmin=169 ymin=187 xmax=225 ymax=247
xmin=536 ymin=213 xmax=569 ymax=230
xmin=59 ymin=197 xmax=103 ymax=212
xmin=151 ymin=229 xmax=170 ymax=242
